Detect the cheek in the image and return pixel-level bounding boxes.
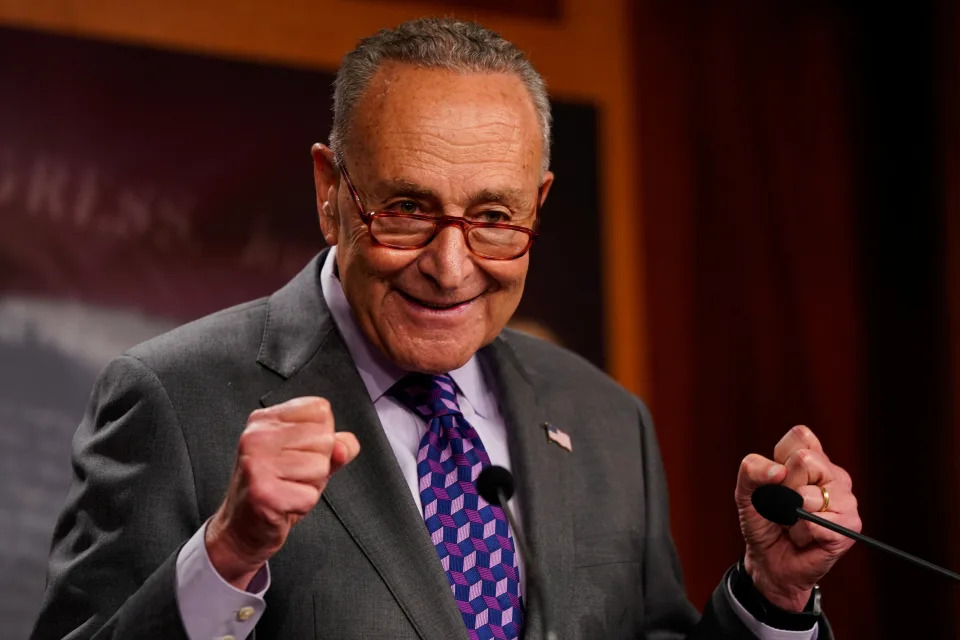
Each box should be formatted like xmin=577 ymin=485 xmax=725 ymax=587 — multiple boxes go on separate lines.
xmin=340 ymin=221 xmax=370 ymax=262
xmin=495 ymin=258 xmax=529 ymax=290
xmin=337 ymin=237 xmax=397 ymax=314
xmin=485 ymin=261 xmax=528 ymax=309
xmin=342 ymin=224 xmax=414 ymax=279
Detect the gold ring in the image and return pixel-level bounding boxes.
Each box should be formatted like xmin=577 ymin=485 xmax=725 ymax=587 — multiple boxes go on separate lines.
xmin=818 ymin=485 xmax=830 ymax=512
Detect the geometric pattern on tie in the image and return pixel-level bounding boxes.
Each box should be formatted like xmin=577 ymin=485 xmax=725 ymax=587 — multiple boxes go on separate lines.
xmin=389 ymin=372 xmax=523 ymax=640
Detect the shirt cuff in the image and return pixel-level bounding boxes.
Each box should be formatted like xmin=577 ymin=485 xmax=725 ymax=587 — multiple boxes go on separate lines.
xmin=724 ymin=572 xmax=819 ymax=640
xmin=175 ymin=520 xmax=271 ymax=640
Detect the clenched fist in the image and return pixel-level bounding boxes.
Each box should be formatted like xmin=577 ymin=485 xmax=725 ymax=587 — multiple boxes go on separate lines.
xmin=735 ymin=425 xmax=860 ymax=611
xmin=205 ymin=397 xmax=360 ymax=588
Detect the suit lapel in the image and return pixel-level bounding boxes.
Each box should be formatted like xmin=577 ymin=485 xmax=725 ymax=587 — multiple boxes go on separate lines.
xmin=257 ymin=254 xmax=465 ymax=640
xmin=483 ymin=336 xmax=574 ymax=640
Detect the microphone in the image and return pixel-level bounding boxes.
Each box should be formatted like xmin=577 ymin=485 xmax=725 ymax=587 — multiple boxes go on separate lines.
xmin=476 ymin=466 xmax=558 ymax=640
xmin=752 ymin=484 xmax=960 ymax=581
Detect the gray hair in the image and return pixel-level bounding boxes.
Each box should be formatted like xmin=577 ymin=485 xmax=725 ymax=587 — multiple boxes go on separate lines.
xmin=330 ymin=17 xmax=552 ymax=175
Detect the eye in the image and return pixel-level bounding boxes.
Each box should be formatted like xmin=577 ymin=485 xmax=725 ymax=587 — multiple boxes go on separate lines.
xmin=386 ymin=200 xmax=421 ymax=215
xmin=475 ymin=209 xmax=510 ymax=224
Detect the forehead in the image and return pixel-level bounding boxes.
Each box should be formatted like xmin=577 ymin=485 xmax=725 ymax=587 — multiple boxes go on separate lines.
xmin=345 ymin=63 xmax=543 ymax=189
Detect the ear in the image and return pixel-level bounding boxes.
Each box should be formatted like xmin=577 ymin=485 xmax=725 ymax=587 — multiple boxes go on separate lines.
xmin=538 ymin=170 xmax=555 ymax=207
xmin=312 ymin=143 xmax=340 ymax=246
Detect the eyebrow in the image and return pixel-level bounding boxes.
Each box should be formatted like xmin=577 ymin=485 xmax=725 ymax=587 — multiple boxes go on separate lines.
xmin=371 ymin=179 xmax=531 ymax=210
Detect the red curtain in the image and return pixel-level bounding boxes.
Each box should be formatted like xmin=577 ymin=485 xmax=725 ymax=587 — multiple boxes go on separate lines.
xmin=632 ymin=2 xmax=958 ymax=636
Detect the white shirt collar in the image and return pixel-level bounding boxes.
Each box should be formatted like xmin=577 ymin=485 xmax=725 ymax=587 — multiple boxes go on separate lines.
xmin=319 ymin=247 xmax=496 ymax=418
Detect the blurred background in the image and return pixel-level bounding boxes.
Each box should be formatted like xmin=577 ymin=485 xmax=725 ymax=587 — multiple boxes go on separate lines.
xmin=0 ymin=0 xmax=957 ymax=638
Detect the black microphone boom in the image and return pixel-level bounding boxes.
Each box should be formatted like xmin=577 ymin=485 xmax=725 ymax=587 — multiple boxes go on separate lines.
xmin=476 ymin=465 xmax=558 ymax=640
xmin=752 ymin=484 xmax=960 ymax=582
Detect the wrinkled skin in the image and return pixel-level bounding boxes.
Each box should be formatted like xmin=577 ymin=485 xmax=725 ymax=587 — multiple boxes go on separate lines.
xmin=312 ymin=62 xmax=554 ymax=375
xmin=736 ymin=425 xmax=861 ymax=610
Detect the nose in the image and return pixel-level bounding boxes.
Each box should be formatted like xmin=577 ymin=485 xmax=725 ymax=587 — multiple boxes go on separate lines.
xmin=417 ymin=224 xmax=475 ymax=291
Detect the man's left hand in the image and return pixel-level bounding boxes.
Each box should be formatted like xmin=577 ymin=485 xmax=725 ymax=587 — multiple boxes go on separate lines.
xmin=735 ymin=425 xmax=862 ymax=611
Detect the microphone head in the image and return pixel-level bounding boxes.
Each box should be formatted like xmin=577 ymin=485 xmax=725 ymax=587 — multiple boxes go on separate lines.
xmin=476 ymin=465 xmax=515 ymax=506
xmin=751 ymin=484 xmax=803 ymax=526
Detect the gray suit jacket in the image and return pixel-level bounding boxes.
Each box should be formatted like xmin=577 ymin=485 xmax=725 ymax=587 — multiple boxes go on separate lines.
xmin=31 ymin=252 xmax=828 ymax=639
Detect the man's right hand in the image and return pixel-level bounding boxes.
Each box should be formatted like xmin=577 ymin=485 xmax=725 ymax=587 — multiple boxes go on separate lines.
xmin=205 ymin=396 xmax=361 ymax=589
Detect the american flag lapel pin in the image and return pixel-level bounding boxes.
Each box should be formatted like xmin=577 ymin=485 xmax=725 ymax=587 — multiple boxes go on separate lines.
xmin=543 ymin=422 xmax=572 ymax=452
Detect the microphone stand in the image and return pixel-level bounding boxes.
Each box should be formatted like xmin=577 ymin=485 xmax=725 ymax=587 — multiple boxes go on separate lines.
xmin=795 ymin=509 xmax=960 ymax=582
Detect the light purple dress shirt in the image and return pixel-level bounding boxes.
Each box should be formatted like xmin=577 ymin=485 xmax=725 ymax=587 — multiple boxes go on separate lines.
xmin=174 ymin=247 xmax=816 ymax=640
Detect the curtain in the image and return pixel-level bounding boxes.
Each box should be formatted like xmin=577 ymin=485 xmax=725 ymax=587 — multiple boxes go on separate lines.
xmin=632 ymin=1 xmax=958 ymax=635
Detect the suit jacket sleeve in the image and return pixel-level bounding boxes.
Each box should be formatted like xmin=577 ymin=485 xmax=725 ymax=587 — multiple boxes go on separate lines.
xmin=31 ymin=355 xmax=198 ymax=640
xmin=634 ymin=401 xmax=833 ymax=640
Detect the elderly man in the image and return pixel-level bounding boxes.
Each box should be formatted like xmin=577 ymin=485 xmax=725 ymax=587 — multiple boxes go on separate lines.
xmin=31 ymin=17 xmax=860 ymax=640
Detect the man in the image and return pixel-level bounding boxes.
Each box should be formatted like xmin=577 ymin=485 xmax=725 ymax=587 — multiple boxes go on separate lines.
xmin=31 ymin=17 xmax=860 ymax=640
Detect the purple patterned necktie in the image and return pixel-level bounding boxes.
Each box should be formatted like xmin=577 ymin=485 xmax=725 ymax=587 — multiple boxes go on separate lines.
xmin=389 ymin=373 xmax=523 ymax=640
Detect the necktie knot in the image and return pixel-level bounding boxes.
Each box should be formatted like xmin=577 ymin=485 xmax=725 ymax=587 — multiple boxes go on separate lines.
xmin=389 ymin=372 xmax=463 ymax=420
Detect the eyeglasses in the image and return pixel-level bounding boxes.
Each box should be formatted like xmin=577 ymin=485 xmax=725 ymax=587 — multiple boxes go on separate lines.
xmin=337 ymin=160 xmax=541 ymax=260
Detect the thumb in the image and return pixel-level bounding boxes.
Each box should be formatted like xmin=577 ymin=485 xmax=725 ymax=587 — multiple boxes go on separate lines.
xmin=736 ymin=453 xmax=786 ymax=508
xmin=330 ymin=432 xmax=361 ymax=472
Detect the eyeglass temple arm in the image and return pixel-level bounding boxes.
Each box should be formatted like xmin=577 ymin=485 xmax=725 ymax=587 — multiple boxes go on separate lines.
xmin=333 ymin=158 xmax=363 ymax=209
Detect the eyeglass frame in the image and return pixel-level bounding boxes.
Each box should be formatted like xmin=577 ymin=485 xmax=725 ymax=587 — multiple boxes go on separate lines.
xmin=335 ymin=159 xmax=542 ymax=261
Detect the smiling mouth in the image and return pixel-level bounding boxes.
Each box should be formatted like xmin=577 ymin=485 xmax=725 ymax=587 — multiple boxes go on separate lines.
xmin=397 ymin=290 xmax=481 ymax=310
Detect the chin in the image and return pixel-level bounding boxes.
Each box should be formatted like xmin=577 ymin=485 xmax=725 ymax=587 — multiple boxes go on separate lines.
xmin=394 ymin=352 xmax=471 ymax=375
xmin=386 ymin=338 xmax=480 ymax=374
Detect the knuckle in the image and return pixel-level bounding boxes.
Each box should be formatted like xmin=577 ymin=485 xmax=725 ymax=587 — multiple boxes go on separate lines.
xmin=319 ymin=432 xmax=338 ymax=451
xmin=246 ymin=477 xmax=276 ymax=508
xmin=290 ymin=501 xmax=315 ymax=517
xmin=239 ymin=424 xmax=272 ymax=449
xmin=247 ymin=407 xmax=273 ymax=424
xmin=238 ymin=430 xmax=256 ymax=451
xmin=838 ymin=467 xmax=853 ymax=488
xmin=792 ymin=424 xmax=813 ymax=440
xmin=847 ymin=515 xmax=863 ymax=533
xmin=740 ymin=453 xmax=762 ymax=469
xmin=237 ymin=438 xmax=259 ymax=460
xmin=302 ymin=454 xmax=329 ymax=483
xmin=238 ymin=453 xmax=258 ymax=478
xmin=291 ymin=486 xmax=321 ymax=515
xmin=317 ymin=456 xmax=331 ymax=479
xmin=774 ymin=432 xmax=791 ymax=452
xmin=319 ymin=413 xmax=336 ymax=431
xmin=305 ymin=397 xmax=332 ymax=421
xmin=790 ymin=448 xmax=819 ymax=472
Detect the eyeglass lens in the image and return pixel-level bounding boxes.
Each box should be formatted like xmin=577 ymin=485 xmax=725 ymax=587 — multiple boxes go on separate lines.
xmin=370 ymin=216 xmax=530 ymax=259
